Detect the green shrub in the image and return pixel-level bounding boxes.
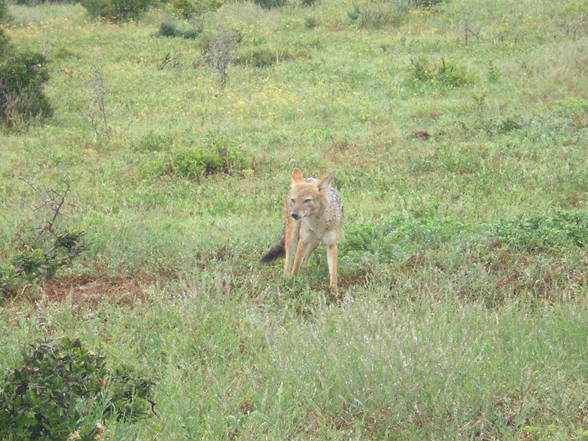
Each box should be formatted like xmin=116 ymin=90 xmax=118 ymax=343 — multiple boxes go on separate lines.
xmin=234 ymin=45 xmax=303 ymax=68
xmin=0 ymin=229 xmax=85 ymax=298
xmin=407 ymin=56 xmax=475 ymax=88
xmin=494 ymin=210 xmax=588 ymax=252
xmin=0 ymin=27 xmax=11 ymax=52
xmin=14 ymin=0 xmax=79 ymax=5
xmin=170 ymin=0 xmax=222 ymax=18
xmin=347 ymin=2 xmax=408 ymax=28
xmin=80 ymin=0 xmax=154 ymax=22
xmin=146 ymin=135 xmax=250 ymax=180
xmin=0 ymin=338 xmax=154 ymax=441
xmin=0 ymin=50 xmax=53 ymax=127
xmin=0 ymin=0 xmax=8 ymax=22
xmin=407 ymin=0 xmax=443 ymax=7
xmin=235 ymin=47 xmax=278 ymax=67
xmin=304 ymin=16 xmax=317 ymax=28
xmin=300 ymin=0 xmax=317 ymax=5
xmin=253 ymin=0 xmax=287 ymax=9
xmin=155 ymin=21 xmax=201 ymax=39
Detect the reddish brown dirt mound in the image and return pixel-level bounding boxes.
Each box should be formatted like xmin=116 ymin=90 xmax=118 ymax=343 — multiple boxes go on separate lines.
xmin=42 ymin=274 xmax=155 ymax=307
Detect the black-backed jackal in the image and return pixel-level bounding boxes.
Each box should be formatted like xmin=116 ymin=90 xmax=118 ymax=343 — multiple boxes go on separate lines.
xmin=262 ymin=168 xmax=344 ymax=290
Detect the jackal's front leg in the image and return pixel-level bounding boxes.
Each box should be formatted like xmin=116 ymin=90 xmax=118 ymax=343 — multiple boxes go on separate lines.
xmin=284 ymin=221 xmax=300 ymax=276
xmin=291 ymin=239 xmax=306 ymax=276
xmin=326 ymin=244 xmax=338 ymax=291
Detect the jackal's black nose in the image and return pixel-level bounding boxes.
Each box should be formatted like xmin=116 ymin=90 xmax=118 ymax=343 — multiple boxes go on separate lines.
xmin=291 ymin=213 xmax=300 ymax=220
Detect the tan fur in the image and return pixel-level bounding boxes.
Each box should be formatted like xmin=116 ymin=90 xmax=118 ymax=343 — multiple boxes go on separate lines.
xmin=281 ymin=168 xmax=344 ymax=291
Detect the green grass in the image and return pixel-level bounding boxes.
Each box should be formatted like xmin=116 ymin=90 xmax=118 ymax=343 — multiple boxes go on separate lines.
xmin=1 ymin=0 xmax=587 ymax=439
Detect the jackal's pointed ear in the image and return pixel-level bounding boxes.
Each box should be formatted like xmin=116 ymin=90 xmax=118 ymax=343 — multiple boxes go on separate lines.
xmin=318 ymin=171 xmax=336 ymax=191
xmin=291 ymin=168 xmax=304 ymax=183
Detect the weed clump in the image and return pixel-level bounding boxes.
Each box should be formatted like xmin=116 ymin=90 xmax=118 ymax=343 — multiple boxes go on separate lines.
xmin=0 ymin=43 xmax=53 ymax=128
xmin=0 ymin=338 xmax=154 ymax=441
xmin=343 ymin=214 xmax=465 ymax=268
xmin=80 ymin=0 xmax=154 ymax=21
xmin=146 ymin=135 xmax=250 ymax=181
xmin=494 ymin=210 xmax=588 ymax=252
xmin=407 ymin=56 xmax=475 ymax=88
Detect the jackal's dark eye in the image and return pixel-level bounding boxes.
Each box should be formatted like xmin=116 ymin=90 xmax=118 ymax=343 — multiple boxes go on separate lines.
xmin=304 ymin=198 xmax=312 ymax=204
xmin=290 ymin=199 xmax=295 ymax=204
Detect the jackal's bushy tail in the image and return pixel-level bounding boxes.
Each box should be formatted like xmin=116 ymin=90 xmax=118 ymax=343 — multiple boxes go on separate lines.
xmin=261 ymin=235 xmax=285 ymax=263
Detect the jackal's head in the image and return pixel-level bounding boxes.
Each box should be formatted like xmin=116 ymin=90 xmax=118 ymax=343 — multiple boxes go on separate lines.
xmin=288 ymin=168 xmax=335 ymax=220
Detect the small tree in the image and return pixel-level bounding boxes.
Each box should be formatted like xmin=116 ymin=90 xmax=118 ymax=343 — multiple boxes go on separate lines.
xmin=80 ymin=0 xmax=155 ymax=22
xmin=0 ymin=43 xmax=53 ymax=127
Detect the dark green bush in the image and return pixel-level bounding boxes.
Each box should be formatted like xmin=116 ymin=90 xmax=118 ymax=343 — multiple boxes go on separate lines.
xmin=14 ymin=0 xmax=79 ymax=5
xmin=0 ymin=338 xmax=154 ymax=441
xmin=234 ymin=47 xmax=278 ymax=67
xmin=0 ymin=229 xmax=85 ymax=298
xmin=0 ymin=27 xmax=11 ymax=52
xmin=253 ymin=0 xmax=287 ymax=9
xmin=170 ymin=0 xmax=222 ymax=18
xmin=494 ymin=210 xmax=588 ymax=252
xmin=0 ymin=50 xmax=53 ymax=127
xmin=155 ymin=21 xmax=201 ymax=39
xmin=80 ymin=0 xmax=154 ymax=22
xmin=407 ymin=56 xmax=475 ymax=88
xmin=408 ymin=0 xmax=443 ymax=7
xmin=304 ymin=16 xmax=317 ymax=28
xmin=0 ymin=0 xmax=8 ymax=22
xmin=347 ymin=3 xmax=403 ymax=28
xmin=300 ymin=0 xmax=317 ymax=5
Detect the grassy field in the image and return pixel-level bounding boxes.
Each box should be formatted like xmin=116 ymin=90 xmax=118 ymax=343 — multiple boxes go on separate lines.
xmin=1 ymin=0 xmax=588 ymax=439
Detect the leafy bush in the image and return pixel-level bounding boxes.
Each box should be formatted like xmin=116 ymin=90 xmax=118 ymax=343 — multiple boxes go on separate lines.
xmin=304 ymin=16 xmax=317 ymax=28
xmin=0 ymin=229 xmax=85 ymax=298
xmin=146 ymin=135 xmax=250 ymax=180
xmin=80 ymin=0 xmax=154 ymax=22
xmin=0 ymin=0 xmax=8 ymax=22
xmin=494 ymin=210 xmax=588 ymax=252
xmin=253 ymin=0 xmax=287 ymax=9
xmin=407 ymin=0 xmax=443 ymax=7
xmin=234 ymin=47 xmax=279 ymax=67
xmin=347 ymin=3 xmax=401 ymax=28
xmin=300 ymin=0 xmax=317 ymax=5
xmin=14 ymin=0 xmax=79 ymax=5
xmin=407 ymin=56 xmax=475 ymax=88
xmin=234 ymin=45 xmax=304 ymax=68
xmin=155 ymin=21 xmax=201 ymax=39
xmin=0 ymin=27 xmax=11 ymax=52
xmin=170 ymin=0 xmax=222 ymax=18
xmin=0 ymin=338 xmax=154 ymax=441
xmin=0 ymin=50 xmax=53 ymax=127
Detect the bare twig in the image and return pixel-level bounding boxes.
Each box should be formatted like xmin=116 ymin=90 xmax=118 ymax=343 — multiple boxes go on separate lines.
xmin=88 ymin=68 xmax=112 ymax=138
